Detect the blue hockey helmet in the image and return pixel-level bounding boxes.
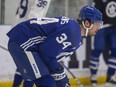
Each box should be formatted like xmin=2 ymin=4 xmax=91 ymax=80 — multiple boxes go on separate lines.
xmin=79 ymin=5 xmax=103 ymax=23
xmin=78 ymin=5 xmax=103 ymax=36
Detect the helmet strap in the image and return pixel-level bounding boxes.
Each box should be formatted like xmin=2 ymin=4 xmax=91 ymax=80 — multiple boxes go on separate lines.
xmin=82 ymin=21 xmax=93 ymax=36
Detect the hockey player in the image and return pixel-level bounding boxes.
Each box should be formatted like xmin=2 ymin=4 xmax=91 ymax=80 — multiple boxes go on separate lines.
xmin=7 ymin=5 xmax=103 ymax=87
xmin=89 ymin=0 xmax=116 ymax=87
xmin=12 ymin=0 xmax=51 ymax=87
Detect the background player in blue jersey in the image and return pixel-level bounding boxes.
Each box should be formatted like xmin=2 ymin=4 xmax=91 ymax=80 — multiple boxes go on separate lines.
xmin=7 ymin=5 xmax=103 ymax=87
xmin=89 ymin=0 xmax=116 ymax=87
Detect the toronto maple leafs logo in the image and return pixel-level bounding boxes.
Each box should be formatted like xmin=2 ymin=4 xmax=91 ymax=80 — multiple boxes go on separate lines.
xmin=105 ymin=1 xmax=116 ymax=18
xmin=37 ymin=0 xmax=48 ymax=8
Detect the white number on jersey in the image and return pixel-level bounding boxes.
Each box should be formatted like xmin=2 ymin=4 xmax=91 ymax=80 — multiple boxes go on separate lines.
xmin=61 ymin=16 xmax=69 ymax=24
xmin=30 ymin=18 xmax=59 ymax=25
xmin=56 ymin=33 xmax=72 ymax=49
xmin=16 ymin=0 xmax=28 ymax=18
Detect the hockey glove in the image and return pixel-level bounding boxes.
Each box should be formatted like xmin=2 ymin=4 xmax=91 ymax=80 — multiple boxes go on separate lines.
xmin=51 ymin=63 xmax=70 ymax=87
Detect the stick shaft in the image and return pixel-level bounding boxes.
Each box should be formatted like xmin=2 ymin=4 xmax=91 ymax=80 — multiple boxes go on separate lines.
xmin=60 ymin=62 xmax=84 ymax=87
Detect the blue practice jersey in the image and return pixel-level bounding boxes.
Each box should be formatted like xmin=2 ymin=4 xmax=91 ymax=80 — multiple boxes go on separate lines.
xmin=7 ymin=16 xmax=82 ymax=61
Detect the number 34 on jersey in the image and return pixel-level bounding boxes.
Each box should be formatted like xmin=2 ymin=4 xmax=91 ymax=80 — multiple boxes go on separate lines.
xmin=56 ymin=33 xmax=72 ymax=50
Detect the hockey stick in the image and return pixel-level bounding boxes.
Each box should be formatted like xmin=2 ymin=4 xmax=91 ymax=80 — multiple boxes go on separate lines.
xmin=0 ymin=45 xmax=8 ymax=51
xmin=60 ymin=62 xmax=84 ymax=87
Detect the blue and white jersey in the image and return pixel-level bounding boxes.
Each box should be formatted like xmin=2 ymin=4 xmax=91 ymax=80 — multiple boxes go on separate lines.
xmin=7 ymin=16 xmax=82 ymax=61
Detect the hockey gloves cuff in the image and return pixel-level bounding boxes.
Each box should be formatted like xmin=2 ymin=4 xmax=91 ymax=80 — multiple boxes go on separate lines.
xmin=51 ymin=68 xmax=70 ymax=87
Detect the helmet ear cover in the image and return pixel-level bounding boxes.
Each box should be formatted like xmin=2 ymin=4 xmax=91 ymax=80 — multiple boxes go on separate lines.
xmin=77 ymin=18 xmax=92 ymax=26
xmin=82 ymin=19 xmax=94 ymax=37
xmin=83 ymin=18 xmax=92 ymax=27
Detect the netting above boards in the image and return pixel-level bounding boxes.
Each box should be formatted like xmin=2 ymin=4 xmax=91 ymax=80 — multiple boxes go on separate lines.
xmin=47 ymin=0 xmax=91 ymax=18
